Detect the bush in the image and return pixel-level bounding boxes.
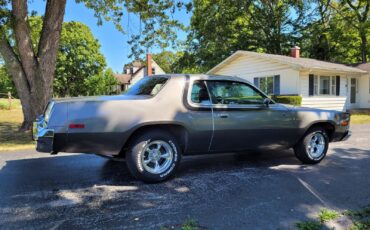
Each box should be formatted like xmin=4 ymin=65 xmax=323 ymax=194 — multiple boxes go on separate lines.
xmin=272 ymin=95 xmax=302 ymax=106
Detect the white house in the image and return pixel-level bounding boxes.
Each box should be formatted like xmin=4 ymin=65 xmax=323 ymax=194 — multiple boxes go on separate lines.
xmin=113 ymin=54 xmax=165 ymax=92
xmin=207 ymin=47 xmax=370 ymax=111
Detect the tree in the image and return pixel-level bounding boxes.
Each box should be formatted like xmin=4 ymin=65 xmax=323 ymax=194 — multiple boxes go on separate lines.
xmin=54 ymin=21 xmax=107 ymax=97
xmin=84 ymin=68 xmax=118 ymax=96
xmin=26 ymin=17 xmax=108 ymax=97
xmin=335 ymin=0 xmax=370 ymax=63
xmin=300 ymin=0 xmax=360 ymax=63
xmin=0 ymin=0 xmax=67 ymax=130
xmin=299 ymin=0 xmax=368 ymax=63
xmin=187 ymin=0 xmax=254 ymax=69
xmin=152 ymin=51 xmax=179 ymax=73
xmin=0 ymin=0 xmax=191 ymax=130
xmin=152 ymin=50 xmax=206 ymax=73
xmin=185 ymin=0 xmax=307 ymax=71
xmin=249 ymin=0 xmax=306 ymax=55
xmin=0 ymin=63 xmax=17 ymax=97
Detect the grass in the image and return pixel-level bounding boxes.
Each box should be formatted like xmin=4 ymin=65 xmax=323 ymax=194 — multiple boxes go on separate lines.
xmin=180 ymin=219 xmax=199 ymax=230
xmin=318 ymin=208 xmax=340 ymax=223
xmin=160 ymin=218 xmax=201 ymax=230
xmin=0 ymin=98 xmax=34 ymax=152
xmin=296 ymin=206 xmax=370 ymax=230
xmin=351 ymin=114 xmax=370 ymax=125
xmin=296 ymin=221 xmax=322 ymax=230
xmin=346 ymin=206 xmax=370 ymax=230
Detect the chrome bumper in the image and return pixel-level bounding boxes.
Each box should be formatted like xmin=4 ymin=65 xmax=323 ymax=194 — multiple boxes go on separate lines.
xmin=33 ymin=117 xmax=54 ymax=153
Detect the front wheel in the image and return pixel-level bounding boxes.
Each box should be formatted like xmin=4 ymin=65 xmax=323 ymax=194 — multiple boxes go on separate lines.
xmin=294 ymin=127 xmax=329 ymax=164
xmin=126 ymin=130 xmax=182 ymax=183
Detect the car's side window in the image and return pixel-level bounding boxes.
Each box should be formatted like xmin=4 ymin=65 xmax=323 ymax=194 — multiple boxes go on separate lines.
xmin=191 ymin=80 xmax=211 ymax=105
xmin=206 ymin=81 xmax=267 ymax=105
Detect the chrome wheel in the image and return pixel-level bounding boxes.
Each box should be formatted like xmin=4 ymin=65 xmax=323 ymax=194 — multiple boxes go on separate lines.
xmin=141 ymin=140 xmax=173 ymax=174
xmin=306 ymin=132 xmax=326 ymax=159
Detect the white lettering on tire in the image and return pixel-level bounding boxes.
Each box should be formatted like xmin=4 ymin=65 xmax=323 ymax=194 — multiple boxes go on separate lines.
xmin=159 ymin=139 xmax=177 ymax=178
xmin=137 ymin=139 xmax=151 ymax=172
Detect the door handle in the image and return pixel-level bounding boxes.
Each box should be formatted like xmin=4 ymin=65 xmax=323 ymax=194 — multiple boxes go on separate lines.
xmin=218 ymin=113 xmax=229 ymax=118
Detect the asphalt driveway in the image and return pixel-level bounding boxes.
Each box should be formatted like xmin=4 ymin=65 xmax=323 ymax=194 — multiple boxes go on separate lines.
xmin=0 ymin=125 xmax=369 ymax=229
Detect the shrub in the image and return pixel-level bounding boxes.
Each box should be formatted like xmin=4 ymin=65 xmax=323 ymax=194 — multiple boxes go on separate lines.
xmin=319 ymin=208 xmax=340 ymax=222
xmin=272 ymin=95 xmax=302 ymax=106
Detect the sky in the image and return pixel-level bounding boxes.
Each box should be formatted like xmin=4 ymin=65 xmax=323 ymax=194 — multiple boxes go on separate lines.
xmin=29 ymin=1 xmax=191 ymax=73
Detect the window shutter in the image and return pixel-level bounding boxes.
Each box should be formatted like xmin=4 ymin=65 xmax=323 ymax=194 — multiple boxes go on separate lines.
xmin=253 ymin=77 xmax=259 ymax=88
xmin=273 ymin=75 xmax=280 ymax=95
xmin=336 ymin=76 xmax=340 ymax=96
xmin=309 ymin=74 xmax=314 ymax=96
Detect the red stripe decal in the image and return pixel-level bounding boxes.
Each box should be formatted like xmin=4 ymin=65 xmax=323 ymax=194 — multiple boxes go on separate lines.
xmin=69 ymin=124 xmax=85 ymax=129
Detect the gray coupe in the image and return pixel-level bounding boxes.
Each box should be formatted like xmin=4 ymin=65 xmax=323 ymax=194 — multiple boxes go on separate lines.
xmin=33 ymin=74 xmax=351 ymax=182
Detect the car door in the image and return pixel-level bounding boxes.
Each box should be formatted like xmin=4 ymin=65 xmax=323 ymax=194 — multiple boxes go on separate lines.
xmin=206 ymin=80 xmax=296 ymax=152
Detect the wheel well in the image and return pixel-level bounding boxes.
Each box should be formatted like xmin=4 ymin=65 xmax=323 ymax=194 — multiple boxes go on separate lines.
xmin=307 ymin=122 xmax=335 ymax=141
xmin=119 ymin=124 xmax=188 ymax=157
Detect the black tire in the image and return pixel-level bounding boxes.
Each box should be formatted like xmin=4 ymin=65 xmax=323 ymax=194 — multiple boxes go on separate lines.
xmin=294 ymin=127 xmax=329 ymax=164
xmin=126 ymin=130 xmax=182 ymax=183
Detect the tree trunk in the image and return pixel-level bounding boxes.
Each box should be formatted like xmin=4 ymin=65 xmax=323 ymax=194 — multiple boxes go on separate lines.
xmin=0 ymin=0 xmax=66 ymax=131
xmin=360 ymin=30 xmax=368 ymax=63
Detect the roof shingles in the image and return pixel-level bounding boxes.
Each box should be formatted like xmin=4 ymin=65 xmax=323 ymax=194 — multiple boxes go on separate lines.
xmin=208 ymin=50 xmax=367 ymax=74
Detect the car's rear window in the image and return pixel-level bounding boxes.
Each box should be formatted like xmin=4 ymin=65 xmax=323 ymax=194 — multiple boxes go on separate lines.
xmin=124 ymin=76 xmax=168 ymax=96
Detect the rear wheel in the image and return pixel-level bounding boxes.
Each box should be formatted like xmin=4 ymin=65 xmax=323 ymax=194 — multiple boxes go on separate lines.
xmin=294 ymin=127 xmax=329 ymax=164
xmin=126 ymin=130 xmax=181 ymax=183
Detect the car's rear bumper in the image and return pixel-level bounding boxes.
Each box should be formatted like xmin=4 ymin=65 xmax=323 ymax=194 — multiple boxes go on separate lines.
xmin=33 ymin=119 xmax=54 ymax=153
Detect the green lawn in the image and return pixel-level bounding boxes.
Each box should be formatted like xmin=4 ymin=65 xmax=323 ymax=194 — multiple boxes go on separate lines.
xmin=351 ymin=114 xmax=370 ymax=125
xmin=0 ymin=99 xmax=34 ymax=152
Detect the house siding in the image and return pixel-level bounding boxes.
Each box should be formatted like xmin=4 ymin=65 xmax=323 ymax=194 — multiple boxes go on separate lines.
xmin=300 ymin=72 xmax=348 ymax=111
xmin=359 ymin=74 xmax=370 ymax=108
xmin=213 ymin=55 xmax=300 ymax=95
xmin=130 ymin=60 xmax=166 ymax=86
xmin=209 ymin=52 xmax=369 ymax=110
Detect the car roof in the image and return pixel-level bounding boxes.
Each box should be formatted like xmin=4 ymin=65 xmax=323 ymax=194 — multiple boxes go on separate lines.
xmin=151 ymin=74 xmax=251 ymax=84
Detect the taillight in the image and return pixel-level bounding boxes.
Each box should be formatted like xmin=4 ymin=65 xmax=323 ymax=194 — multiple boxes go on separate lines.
xmin=44 ymin=101 xmax=55 ymax=123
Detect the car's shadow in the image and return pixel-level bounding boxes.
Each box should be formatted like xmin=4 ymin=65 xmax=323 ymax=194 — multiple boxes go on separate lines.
xmin=100 ymin=149 xmax=301 ymax=182
xmin=1 ymin=147 xmax=370 ymax=229
xmin=0 ymin=150 xmax=299 ymax=194
xmin=0 ymin=147 xmax=354 ymax=196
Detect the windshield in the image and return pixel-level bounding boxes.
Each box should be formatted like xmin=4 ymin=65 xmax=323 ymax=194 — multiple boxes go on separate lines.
xmin=124 ymin=76 xmax=169 ymax=96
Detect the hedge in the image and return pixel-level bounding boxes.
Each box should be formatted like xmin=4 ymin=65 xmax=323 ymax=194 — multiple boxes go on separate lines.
xmin=271 ymin=95 xmax=302 ymax=106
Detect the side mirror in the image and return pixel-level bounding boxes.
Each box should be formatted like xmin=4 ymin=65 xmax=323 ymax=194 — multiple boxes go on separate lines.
xmin=263 ymin=98 xmax=271 ymax=107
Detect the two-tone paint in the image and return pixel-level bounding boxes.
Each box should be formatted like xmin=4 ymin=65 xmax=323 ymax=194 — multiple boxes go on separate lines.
xmin=33 ymin=74 xmax=351 ymax=157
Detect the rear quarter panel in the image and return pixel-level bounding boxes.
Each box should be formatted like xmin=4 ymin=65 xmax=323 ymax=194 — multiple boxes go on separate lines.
xmin=290 ymin=107 xmax=338 ymax=137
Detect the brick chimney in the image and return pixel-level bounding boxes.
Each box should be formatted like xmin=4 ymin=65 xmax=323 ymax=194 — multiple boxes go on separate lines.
xmin=291 ymin=46 xmax=300 ymax=58
xmin=146 ymin=53 xmax=152 ymax=76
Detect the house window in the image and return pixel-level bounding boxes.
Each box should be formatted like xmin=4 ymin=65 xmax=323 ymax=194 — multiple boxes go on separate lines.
xmin=319 ymin=76 xmax=330 ymax=95
xmin=258 ymin=76 xmax=274 ymax=95
xmin=314 ymin=75 xmax=318 ymax=95
xmin=313 ymin=75 xmax=337 ymax=96
xmin=331 ymin=77 xmax=336 ymax=95
xmin=152 ymin=67 xmax=156 ymax=75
